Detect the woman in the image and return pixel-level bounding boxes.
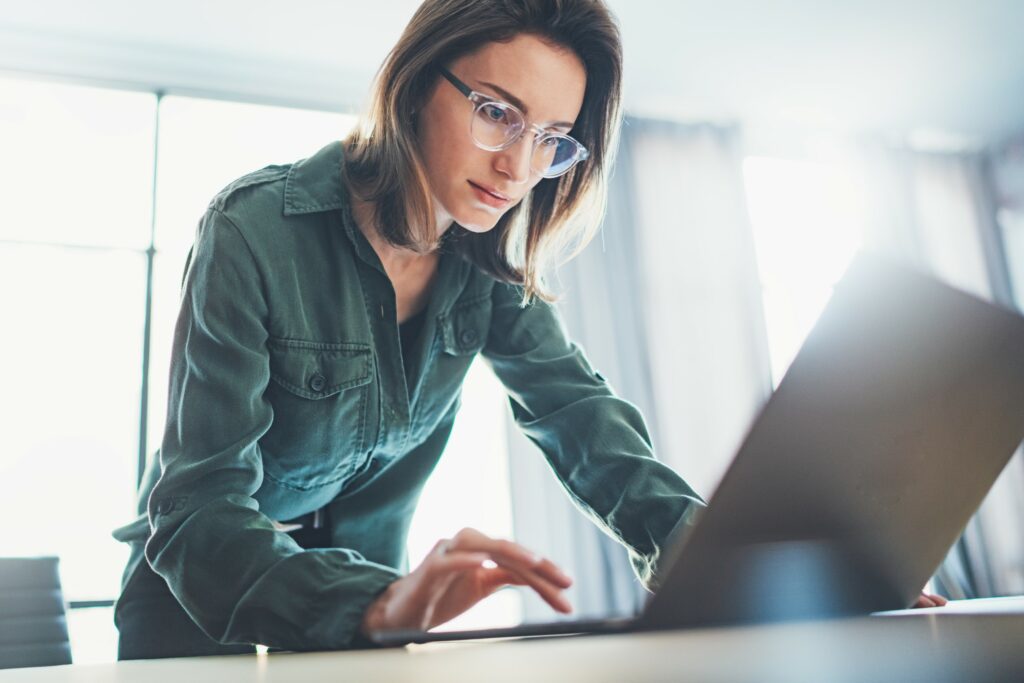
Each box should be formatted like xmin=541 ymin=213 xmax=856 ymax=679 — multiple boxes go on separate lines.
xmin=112 ymin=0 xmax=700 ymax=658
xmin=112 ymin=0 xmax=940 ymax=661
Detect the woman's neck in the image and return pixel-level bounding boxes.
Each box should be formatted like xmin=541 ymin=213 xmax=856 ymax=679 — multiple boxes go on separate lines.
xmin=347 ymin=189 xmax=443 ymax=281
xmin=346 ymin=178 xmax=454 ymax=260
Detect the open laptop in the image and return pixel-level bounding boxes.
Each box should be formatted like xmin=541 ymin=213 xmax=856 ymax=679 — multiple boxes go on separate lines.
xmin=371 ymin=251 xmax=1024 ymax=646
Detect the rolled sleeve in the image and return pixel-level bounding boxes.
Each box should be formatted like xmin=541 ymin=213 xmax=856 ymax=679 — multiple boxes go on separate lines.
xmin=483 ymin=282 xmax=705 ymax=591
xmin=145 ymin=208 xmax=399 ymax=651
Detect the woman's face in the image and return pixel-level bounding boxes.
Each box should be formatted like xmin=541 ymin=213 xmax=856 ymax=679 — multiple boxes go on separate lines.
xmin=416 ymin=33 xmax=587 ymax=235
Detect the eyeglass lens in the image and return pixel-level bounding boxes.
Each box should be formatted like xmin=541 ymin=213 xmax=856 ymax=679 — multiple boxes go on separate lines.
xmin=471 ymin=101 xmax=580 ymax=177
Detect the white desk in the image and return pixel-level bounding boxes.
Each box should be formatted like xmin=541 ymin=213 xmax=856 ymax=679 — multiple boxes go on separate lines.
xmin=5 ymin=599 xmax=1023 ymax=683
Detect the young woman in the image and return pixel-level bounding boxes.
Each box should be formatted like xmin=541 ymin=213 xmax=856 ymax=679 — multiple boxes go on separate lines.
xmin=112 ymin=0 xmax=942 ymax=661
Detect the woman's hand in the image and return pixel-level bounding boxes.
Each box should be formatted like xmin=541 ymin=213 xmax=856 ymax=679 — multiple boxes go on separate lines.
xmin=913 ymin=591 xmax=948 ymax=608
xmin=359 ymin=527 xmax=573 ymax=640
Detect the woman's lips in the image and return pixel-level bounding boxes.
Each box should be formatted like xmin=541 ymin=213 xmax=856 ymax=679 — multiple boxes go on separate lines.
xmin=468 ymin=181 xmax=511 ymax=209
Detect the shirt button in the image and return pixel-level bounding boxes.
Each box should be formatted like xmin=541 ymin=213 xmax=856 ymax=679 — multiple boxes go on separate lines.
xmin=459 ymin=328 xmax=478 ymax=346
xmin=309 ymin=372 xmax=326 ymax=392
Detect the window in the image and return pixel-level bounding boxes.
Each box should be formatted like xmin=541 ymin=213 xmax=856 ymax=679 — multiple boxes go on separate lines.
xmin=0 ymin=77 xmax=155 ymax=603
xmin=0 ymin=76 xmax=156 ymax=664
xmin=742 ymin=156 xmax=867 ymax=385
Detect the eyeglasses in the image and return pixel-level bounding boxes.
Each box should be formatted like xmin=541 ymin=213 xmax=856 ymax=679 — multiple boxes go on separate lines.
xmin=438 ymin=66 xmax=590 ymax=179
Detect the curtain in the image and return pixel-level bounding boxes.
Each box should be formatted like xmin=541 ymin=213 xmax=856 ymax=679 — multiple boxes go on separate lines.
xmin=506 ymin=119 xmax=772 ymax=620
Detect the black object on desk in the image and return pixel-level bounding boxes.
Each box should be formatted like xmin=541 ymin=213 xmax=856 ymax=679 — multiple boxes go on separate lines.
xmin=0 ymin=556 xmax=72 ymax=669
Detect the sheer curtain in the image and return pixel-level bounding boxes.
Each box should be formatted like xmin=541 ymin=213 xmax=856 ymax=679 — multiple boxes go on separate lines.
xmin=506 ymin=119 xmax=771 ymax=620
xmin=858 ymin=142 xmax=1024 ymax=597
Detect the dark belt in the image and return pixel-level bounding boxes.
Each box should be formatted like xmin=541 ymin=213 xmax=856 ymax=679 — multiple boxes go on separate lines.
xmin=279 ymin=506 xmax=326 ymax=530
xmin=278 ymin=505 xmax=333 ymax=550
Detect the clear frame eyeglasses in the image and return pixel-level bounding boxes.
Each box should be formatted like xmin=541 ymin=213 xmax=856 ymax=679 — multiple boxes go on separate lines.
xmin=438 ymin=66 xmax=590 ymax=179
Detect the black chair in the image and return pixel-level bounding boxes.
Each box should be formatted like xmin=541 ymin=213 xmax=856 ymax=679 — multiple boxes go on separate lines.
xmin=0 ymin=557 xmax=72 ymax=669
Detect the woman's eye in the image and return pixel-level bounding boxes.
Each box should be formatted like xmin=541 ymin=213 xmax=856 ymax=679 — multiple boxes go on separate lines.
xmin=541 ymin=136 xmax=560 ymax=147
xmin=483 ymin=105 xmax=508 ymax=123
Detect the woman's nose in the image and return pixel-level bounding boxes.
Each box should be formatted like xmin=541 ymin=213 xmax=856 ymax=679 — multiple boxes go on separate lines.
xmin=494 ymin=135 xmax=533 ymax=184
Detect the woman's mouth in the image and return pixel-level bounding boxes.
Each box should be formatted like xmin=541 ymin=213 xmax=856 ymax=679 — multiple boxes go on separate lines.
xmin=468 ymin=181 xmax=511 ymax=209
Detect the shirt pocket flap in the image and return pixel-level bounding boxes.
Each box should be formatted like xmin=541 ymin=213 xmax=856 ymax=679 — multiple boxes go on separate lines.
xmin=440 ymin=295 xmax=492 ymax=356
xmin=267 ymin=338 xmax=373 ymax=399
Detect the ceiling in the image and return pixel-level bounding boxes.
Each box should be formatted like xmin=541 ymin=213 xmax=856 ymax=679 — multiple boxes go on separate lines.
xmin=1 ymin=0 xmax=1022 ymax=149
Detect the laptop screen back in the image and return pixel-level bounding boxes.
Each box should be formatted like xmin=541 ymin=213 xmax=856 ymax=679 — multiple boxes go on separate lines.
xmin=642 ymin=253 xmax=1024 ymax=629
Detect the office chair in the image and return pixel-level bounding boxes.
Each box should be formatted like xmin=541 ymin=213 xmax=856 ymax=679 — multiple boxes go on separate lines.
xmin=0 ymin=556 xmax=72 ymax=669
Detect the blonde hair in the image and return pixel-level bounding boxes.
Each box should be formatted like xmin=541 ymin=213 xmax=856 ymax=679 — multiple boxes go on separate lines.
xmin=343 ymin=0 xmax=623 ymax=303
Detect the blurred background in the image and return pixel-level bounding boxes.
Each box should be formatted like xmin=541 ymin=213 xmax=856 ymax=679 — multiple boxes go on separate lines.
xmin=1 ymin=0 xmax=1023 ymax=663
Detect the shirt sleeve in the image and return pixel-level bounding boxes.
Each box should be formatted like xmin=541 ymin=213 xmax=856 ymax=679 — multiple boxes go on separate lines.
xmin=482 ymin=281 xmax=706 ymax=591
xmin=144 ymin=208 xmax=400 ymax=651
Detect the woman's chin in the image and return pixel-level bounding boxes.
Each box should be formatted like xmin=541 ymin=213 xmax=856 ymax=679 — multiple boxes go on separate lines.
xmin=454 ymin=210 xmax=503 ymax=234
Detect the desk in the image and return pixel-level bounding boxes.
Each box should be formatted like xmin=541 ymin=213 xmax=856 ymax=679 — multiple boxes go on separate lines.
xmin=5 ymin=599 xmax=1023 ymax=682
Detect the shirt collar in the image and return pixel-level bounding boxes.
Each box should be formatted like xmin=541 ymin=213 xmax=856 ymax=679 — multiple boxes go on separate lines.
xmin=282 ymin=140 xmax=474 ymax=298
xmin=283 ymin=141 xmax=348 ymax=216
xmin=283 ymin=140 xmax=384 ymax=273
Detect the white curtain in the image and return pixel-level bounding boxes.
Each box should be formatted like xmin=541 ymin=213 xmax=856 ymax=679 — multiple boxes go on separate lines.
xmin=507 ymin=119 xmax=772 ymax=620
xmin=624 ymin=121 xmax=772 ymax=496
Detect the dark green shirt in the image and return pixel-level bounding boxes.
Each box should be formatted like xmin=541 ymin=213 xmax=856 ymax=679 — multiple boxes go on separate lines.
xmin=113 ymin=140 xmax=704 ymax=651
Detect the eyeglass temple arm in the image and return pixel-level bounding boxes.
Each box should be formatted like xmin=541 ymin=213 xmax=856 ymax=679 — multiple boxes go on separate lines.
xmin=438 ymin=66 xmax=474 ymax=98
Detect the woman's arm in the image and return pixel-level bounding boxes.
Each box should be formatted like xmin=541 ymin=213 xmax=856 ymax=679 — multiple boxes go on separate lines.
xmin=482 ymin=282 xmax=706 ymax=591
xmin=144 ymin=208 xmax=400 ymax=651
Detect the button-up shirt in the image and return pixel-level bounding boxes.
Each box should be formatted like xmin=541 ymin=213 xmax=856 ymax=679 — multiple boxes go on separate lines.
xmin=113 ymin=140 xmax=704 ymax=651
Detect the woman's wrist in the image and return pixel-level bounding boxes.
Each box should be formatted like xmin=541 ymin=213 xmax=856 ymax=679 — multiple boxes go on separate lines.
xmin=359 ymin=581 xmax=397 ymax=637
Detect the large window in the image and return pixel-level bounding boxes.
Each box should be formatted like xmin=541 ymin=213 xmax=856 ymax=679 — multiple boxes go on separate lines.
xmin=742 ymin=155 xmax=867 ymax=385
xmin=0 ymin=76 xmax=157 ymax=600
xmin=1 ymin=76 xmax=516 ymax=663
xmin=0 ymin=75 xmax=157 ymax=663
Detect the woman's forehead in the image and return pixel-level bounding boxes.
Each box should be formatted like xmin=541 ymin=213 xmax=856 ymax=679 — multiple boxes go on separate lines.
xmin=455 ymin=35 xmax=586 ymax=125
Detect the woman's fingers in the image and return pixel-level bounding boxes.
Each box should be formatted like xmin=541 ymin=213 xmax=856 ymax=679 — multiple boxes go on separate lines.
xmin=448 ymin=528 xmax=573 ymax=587
xmin=479 ymin=566 xmax=527 ymax=589
xmin=532 ymin=555 xmax=573 ymax=588
xmin=441 ymin=528 xmax=574 ymax=613
xmin=427 ymin=551 xmax=491 ymax=576
xmin=496 ymin=564 xmax=573 ymax=613
xmin=913 ymin=591 xmax=948 ymax=608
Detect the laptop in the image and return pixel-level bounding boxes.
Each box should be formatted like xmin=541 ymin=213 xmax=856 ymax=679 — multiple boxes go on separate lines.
xmin=371 ymin=251 xmax=1024 ymax=646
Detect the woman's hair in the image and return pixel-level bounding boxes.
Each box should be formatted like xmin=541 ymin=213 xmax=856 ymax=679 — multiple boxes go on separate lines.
xmin=343 ymin=0 xmax=623 ymax=303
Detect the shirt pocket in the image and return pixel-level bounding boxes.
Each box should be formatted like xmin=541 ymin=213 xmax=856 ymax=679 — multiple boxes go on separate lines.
xmin=439 ymin=294 xmax=491 ymax=357
xmin=261 ymin=338 xmax=380 ymax=490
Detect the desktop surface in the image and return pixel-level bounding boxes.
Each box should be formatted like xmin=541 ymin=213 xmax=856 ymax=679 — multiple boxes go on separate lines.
xmin=4 ymin=598 xmax=1023 ymax=683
